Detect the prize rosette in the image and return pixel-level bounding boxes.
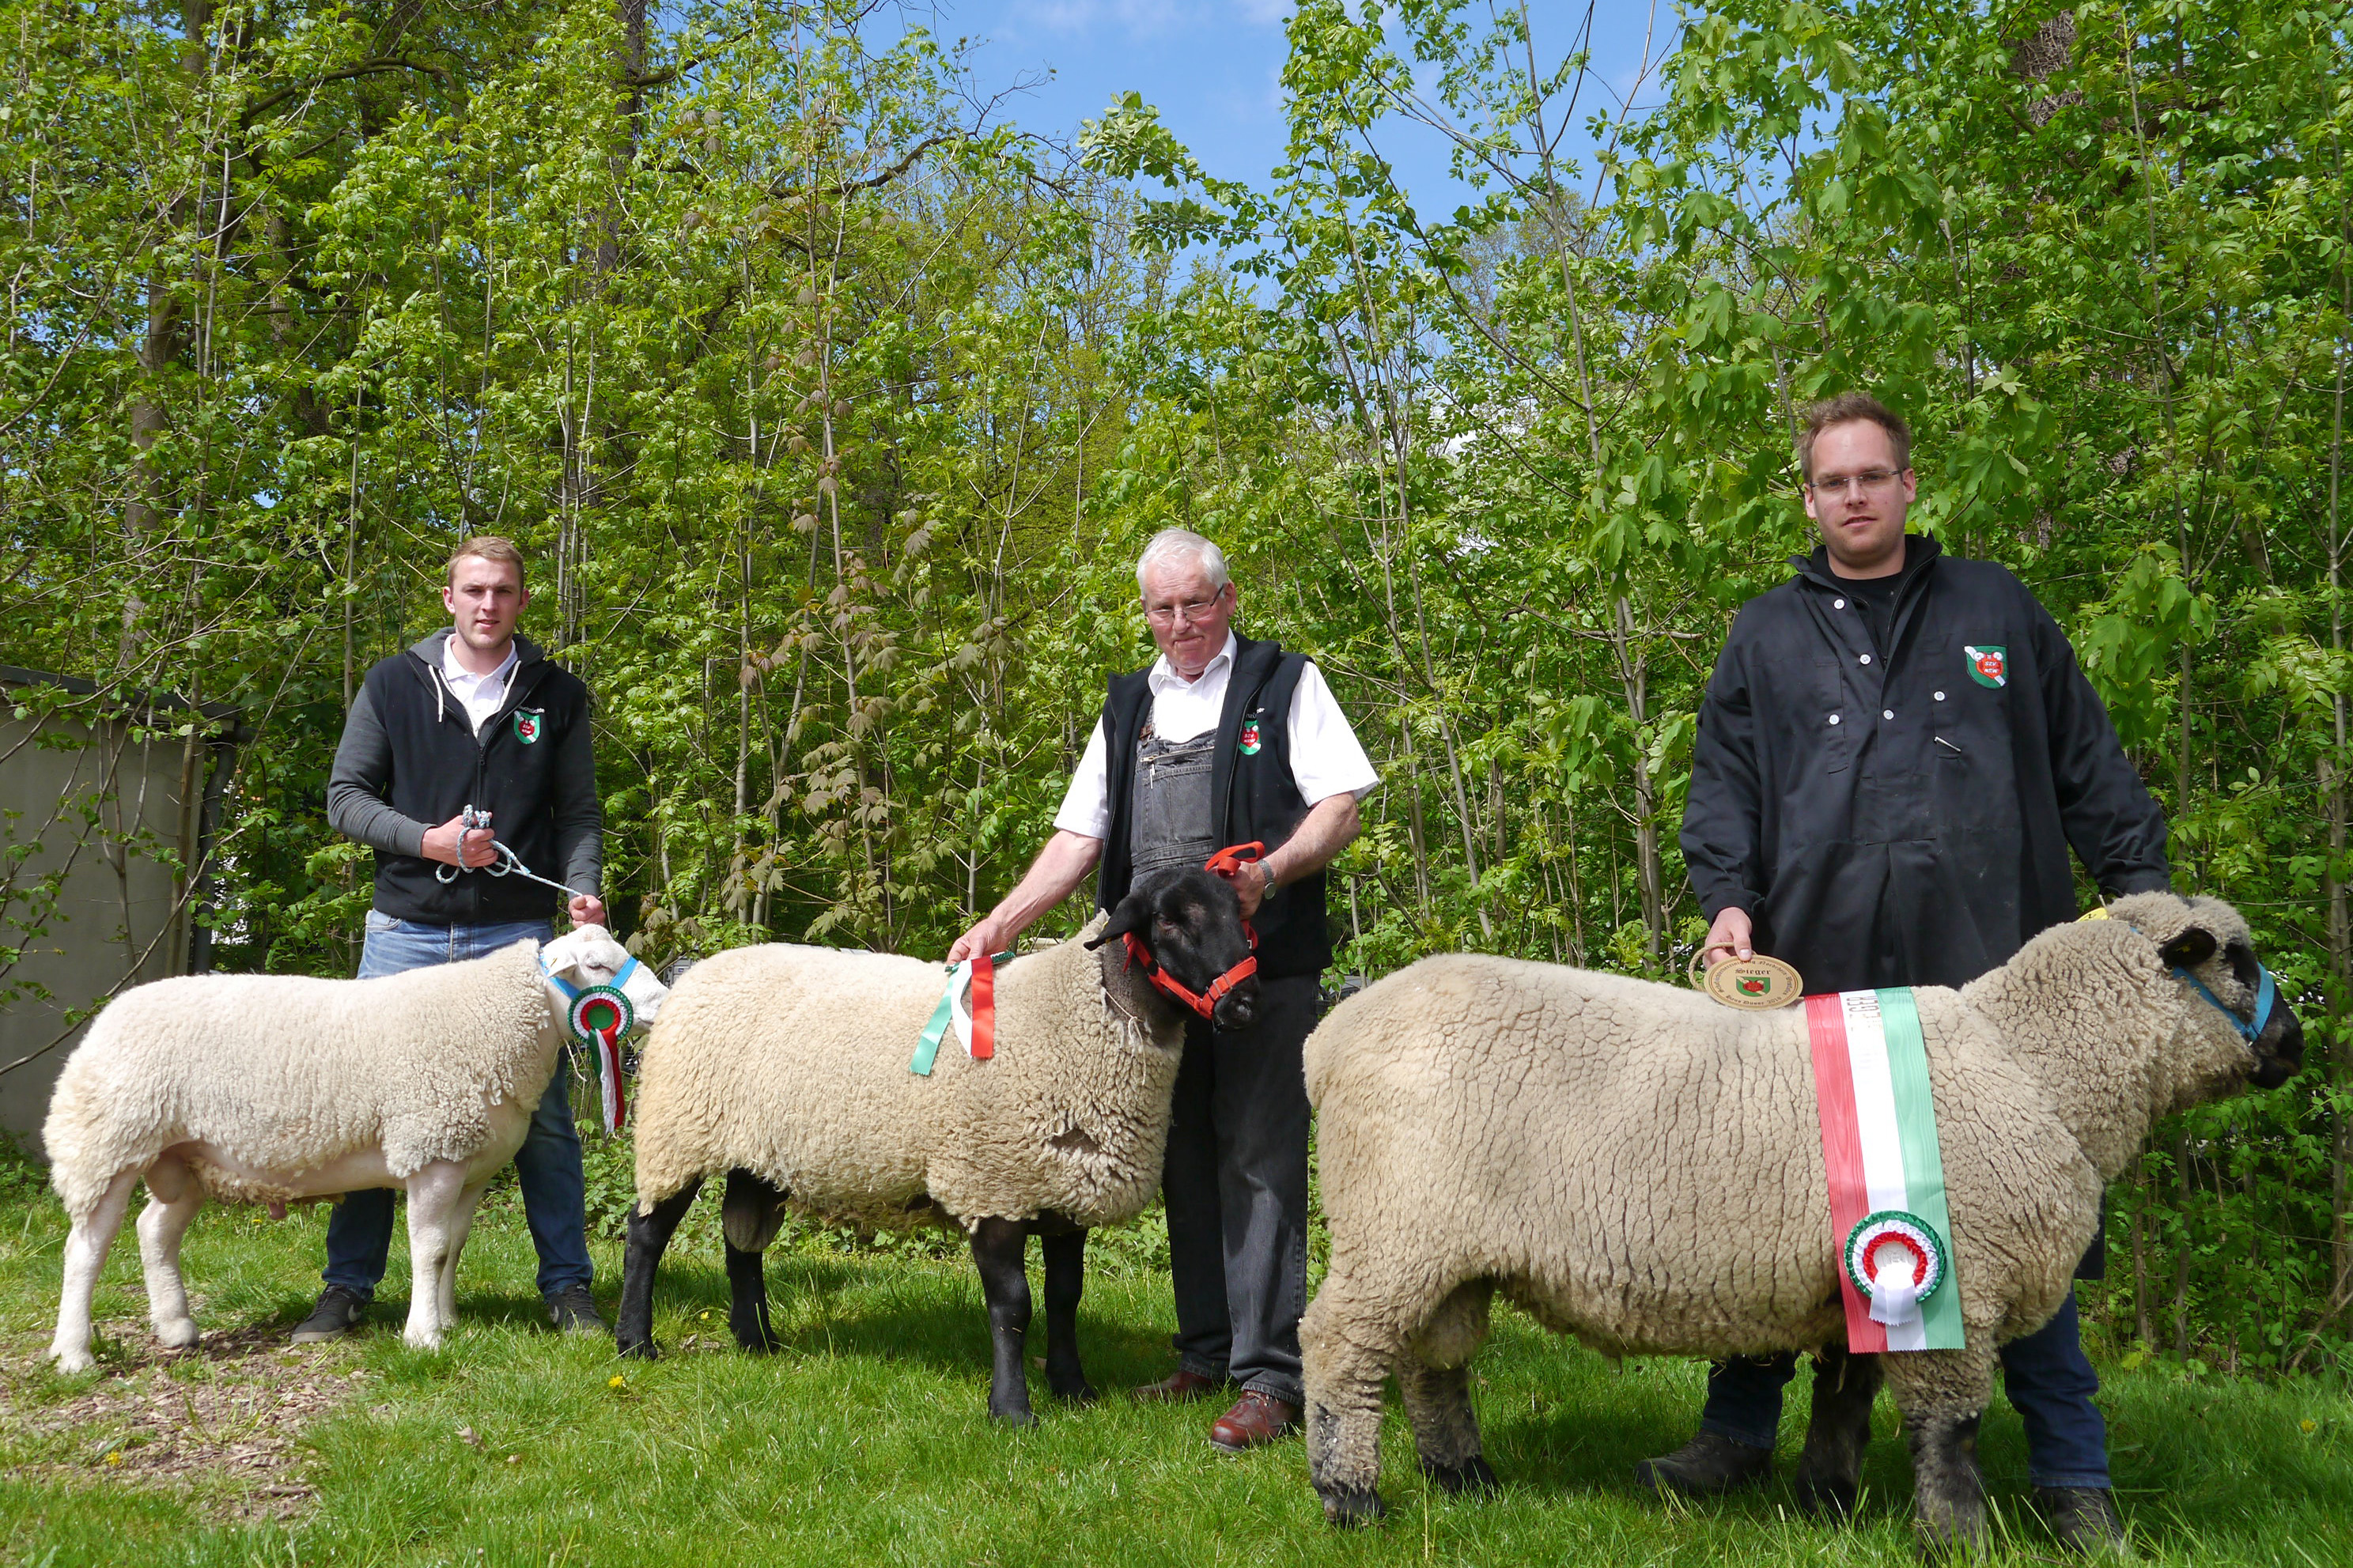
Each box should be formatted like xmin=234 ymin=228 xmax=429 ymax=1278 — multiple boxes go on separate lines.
xmin=567 ymin=984 xmax=634 ymax=1047
xmin=1844 ymin=1209 xmax=1950 ymax=1329
xmin=566 ymin=984 xmax=634 ymax=1132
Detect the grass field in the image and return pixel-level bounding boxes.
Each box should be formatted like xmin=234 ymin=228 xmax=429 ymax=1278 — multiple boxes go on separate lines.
xmin=2 ymin=1168 xmax=2349 ymax=1568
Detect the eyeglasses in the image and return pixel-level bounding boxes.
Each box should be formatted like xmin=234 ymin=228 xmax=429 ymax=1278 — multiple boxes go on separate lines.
xmin=1143 ymin=587 xmax=1228 ymax=625
xmin=1807 ymin=467 xmax=1906 ymax=498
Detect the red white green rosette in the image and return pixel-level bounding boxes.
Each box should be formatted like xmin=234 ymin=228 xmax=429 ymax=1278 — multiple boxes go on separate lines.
xmin=566 ymin=984 xmax=633 ymax=1132
xmin=1844 ymin=1209 xmax=1950 ymax=1329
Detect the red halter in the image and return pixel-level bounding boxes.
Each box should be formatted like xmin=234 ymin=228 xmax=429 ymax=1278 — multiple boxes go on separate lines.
xmin=1122 ymin=843 xmax=1266 ymax=1021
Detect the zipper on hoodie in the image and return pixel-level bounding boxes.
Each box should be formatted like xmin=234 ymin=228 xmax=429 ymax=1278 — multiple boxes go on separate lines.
xmin=413 ymin=639 xmax=547 ymax=924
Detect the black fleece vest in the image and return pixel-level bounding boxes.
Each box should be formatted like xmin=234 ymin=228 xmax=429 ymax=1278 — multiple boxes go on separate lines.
xmin=361 ymin=641 xmax=588 ymax=924
xmin=1095 ymin=635 xmax=1331 ymax=980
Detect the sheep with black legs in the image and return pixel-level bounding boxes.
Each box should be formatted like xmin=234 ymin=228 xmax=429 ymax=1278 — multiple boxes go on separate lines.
xmin=1297 ymin=892 xmax=2302 ymax=1555
xmin=44 ymin=925 xmax=664 ymax=1372
xmin=615 ymin=865 xmax=1257 ymax=1423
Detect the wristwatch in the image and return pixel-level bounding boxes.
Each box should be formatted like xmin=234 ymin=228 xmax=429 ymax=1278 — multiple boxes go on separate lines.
xmin=1259 ymin=861 xmax=1277 ymax=897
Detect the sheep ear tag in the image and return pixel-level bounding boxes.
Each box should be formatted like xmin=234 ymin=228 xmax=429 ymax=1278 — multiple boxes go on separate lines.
xmin=1695 ymin=954 xmax=1803 ymax=1010
xmin=1806 ymin=988 xmax=1965 ymax=1352
xmin=564 ymin=984 xmax=633 ymax=1134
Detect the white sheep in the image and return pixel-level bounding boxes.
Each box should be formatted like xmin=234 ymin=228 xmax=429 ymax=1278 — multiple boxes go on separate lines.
xmin=615 ymin=867 xmax=1260 ymax=1422
xmin=1297 ymin=893 xmax=2302 ymax=1553
xmin=43 ymin=925 xmax=665 ymax=1373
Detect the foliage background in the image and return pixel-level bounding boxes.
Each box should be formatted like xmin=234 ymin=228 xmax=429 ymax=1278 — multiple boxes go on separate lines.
xmin=2 ymin=0 xmax=2350 ymax=1373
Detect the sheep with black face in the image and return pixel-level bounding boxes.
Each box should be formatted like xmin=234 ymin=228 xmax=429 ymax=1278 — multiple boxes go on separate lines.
xmin=1297 ymin=892 xmax=2301 ymax=1555
xmin=617 ymin=865 xmax=1258 ymax=1422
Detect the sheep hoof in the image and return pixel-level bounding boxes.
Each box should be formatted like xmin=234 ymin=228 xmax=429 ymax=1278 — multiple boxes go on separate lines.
xmin=403 ymin=1329 xmax=444 ymax=1352
xmin=48 ymin=1347 xmax=93 ymax=1376
xmin=1049 ymin=1377 xmax=1099 ymax=1406
xmin=618 ymin=1336 xmax=660 ymax=1362
xmin=989 ymin=1404 xmax=1038 ymax=1427
xmin=1795 ymin=1474 xmax=1859 ymax=1520
xmin=730 ymin=1318 xmax=780 ymax=1355
xmin=1319 ymin=1487 xmax=1388 ymax=1528
xmin=155 ymin=1319 xmax=201 ymax=1351
xmin=1423 ymin=1456 xmax=1499 ymax=1496
xmin=1912 ymin=1521 xmax=1986 ymax=1562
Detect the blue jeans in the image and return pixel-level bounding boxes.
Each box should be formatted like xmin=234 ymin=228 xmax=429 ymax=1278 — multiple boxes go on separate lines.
xmin=1698 ymin=1290 xmax=2109 ymax=1489
xmin=323 ymin=912 xmax=592 ymax=1301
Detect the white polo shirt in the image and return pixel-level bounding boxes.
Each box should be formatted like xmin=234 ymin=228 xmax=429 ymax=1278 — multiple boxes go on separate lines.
xmin=1052 ymin=633 xmax=1379 ymax=840
xmin=440 ymin=635 xmax=520 ymax=736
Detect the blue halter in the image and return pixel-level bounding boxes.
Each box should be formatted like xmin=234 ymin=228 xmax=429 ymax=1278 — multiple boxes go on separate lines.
xmin=541 ymin=953 xmax=641 ymax=1003
xmin=2172 ymin=960 xmax=2276 ymax=1044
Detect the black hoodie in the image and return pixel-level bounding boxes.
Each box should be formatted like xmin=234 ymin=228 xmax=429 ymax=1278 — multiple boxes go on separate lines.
xmin=327 ymin=630 xmax=600 ymax=925
xmin=1681 ymin=535 xmax=2170 ymax=996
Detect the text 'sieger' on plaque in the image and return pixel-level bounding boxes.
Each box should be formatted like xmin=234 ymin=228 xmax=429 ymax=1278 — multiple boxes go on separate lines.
xmin=1690 ymin=950 xmax=1805 ymax=1010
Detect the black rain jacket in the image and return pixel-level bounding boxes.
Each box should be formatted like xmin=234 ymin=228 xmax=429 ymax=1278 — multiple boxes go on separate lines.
xmin=1682 ymin=535 xmax=2170 ymax=997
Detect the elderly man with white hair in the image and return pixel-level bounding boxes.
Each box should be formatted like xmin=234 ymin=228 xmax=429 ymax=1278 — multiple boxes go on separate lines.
xmin=950 ymin=527 xmax=1376 ymax=1452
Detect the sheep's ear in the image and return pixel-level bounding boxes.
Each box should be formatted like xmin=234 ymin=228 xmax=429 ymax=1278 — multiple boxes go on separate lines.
xmin=2158 ymin=927 xmax=2218 ymax=969
xmin=539 ymin=932 xmax=588 ymax=980
xmin=1086 ymin=889 xmax=1152 ymax=951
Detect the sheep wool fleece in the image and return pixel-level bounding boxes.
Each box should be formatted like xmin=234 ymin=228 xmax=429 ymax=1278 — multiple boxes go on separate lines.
xmin=44 ymin=941 xmax=562 ymax=1215
xmin=1299 ymin=893 xmax=2275 ymax=1537
xmin=630 ymin=913 xmax=1187 ymax=1231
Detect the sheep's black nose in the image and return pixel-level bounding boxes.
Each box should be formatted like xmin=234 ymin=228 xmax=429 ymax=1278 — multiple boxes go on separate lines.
xmin=1212 ymin=980 xmax=1261 ymax=1033
xmin=2253 ymin=1007 xmax=2304 ymax=1090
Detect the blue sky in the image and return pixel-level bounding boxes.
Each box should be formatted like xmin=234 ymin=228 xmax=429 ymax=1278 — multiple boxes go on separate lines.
xmin=914 ymin=0 xmax=1685 ymax=219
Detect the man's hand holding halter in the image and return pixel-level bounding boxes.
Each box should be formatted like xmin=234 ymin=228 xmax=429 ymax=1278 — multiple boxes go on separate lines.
xmin=433 ymin=803 xmax=600 ymax=905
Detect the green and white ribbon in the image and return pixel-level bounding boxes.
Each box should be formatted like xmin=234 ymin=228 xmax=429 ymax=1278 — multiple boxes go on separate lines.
xmin=1806 ymin=988 xmax=1965 ymax=1352
xmin=911 ymin=951 xmax=1012 ymax=1075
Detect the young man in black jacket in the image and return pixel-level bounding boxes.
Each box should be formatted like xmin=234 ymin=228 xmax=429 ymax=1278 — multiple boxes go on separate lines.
xmin=297 ymin=536 xmax=607 ymax=1343
xmin=1661 ymin=395 xmax=2169 ymax=1551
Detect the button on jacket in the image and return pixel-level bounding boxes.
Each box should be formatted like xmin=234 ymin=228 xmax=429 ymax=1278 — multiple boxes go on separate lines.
xmin=1682 ymin=535 xmax=2170 ymax=996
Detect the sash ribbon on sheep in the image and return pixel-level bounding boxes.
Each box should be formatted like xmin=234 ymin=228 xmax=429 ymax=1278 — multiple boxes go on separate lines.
xmin=1806 ymin=987 xmax=1965 ymax=1351
xmin=543 ymin=956 xmax=643 ymax=1132
xmin=912 ymin=951 xmax=1015 ymax=1075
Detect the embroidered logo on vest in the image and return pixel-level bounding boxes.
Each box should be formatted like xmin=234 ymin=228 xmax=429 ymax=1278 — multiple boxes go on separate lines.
xmin=1964 ymin=645 xmax=2007 ymax=688
xmin=513 ymin=708 xmax=544 ymax=743
xmin=1238 ymin=719 xmax=1263 ymax=756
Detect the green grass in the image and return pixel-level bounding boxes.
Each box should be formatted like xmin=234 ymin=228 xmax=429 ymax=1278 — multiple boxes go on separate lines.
xmin=2 ymin=1171 xmax=2348 ymax=1568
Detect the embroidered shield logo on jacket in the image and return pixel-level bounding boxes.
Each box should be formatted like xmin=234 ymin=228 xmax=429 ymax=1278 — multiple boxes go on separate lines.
xmin=1238 ymin=719 xmax=1263 ymax=756
xmin=513 ymin=709 xmax=544 ymax=744
xmin=1964 ymin=645 xmax=2007 ymax=689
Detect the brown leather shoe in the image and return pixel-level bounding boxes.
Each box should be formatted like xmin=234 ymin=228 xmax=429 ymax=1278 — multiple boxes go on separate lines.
xmin=1209 ymin=1390 xmax=1299 ymax=1452
xmin=1131 ymin=1368 xmax=1226 ymax=1403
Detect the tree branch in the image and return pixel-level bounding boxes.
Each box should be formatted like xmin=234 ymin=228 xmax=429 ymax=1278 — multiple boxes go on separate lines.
xmin=240 ymin=57 xmax=451 ymax=129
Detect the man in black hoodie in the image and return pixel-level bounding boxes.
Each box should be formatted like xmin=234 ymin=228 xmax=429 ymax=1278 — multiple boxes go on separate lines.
xmin=297 ymin=535 xmax=607 ymax=1343
xmin=1657 ymin=395 xmax=2169 ymax=1550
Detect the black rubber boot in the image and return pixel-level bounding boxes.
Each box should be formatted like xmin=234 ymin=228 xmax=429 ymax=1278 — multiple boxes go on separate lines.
xmin=1635 ymin=1431 xmax=1775 ymax=1496
xmin=2037 ymin=1487 xmax=2131 ymax=1555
